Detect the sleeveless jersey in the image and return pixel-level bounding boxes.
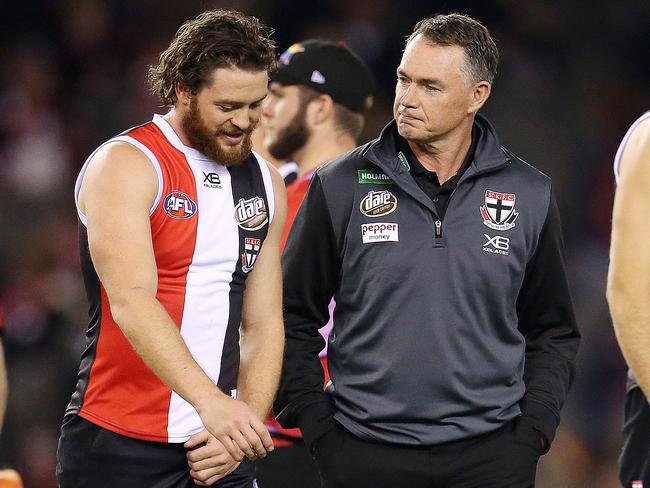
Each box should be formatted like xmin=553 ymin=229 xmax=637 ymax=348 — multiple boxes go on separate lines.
xmin=614 ymin=111 xmax=650 ymax=183
xmin=66 ymin=114 xmax=275 ymax=443
xmin=613 ymin=110 xmax=650 ymax=391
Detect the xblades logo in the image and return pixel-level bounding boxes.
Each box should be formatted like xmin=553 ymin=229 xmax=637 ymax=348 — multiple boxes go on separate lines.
xmin=482 ymin=234 xmax=510 ymax=256
xmin=203 ymin=172 xmax=222 ymax=189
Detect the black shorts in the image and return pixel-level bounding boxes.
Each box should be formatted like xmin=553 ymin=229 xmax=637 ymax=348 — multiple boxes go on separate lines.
xmin=56 ymin=414 xmax=256 ymax=488
xmin=620 ymin=387 xmax=650 ymax=487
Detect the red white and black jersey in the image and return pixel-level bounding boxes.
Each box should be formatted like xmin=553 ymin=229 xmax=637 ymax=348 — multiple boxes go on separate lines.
xmin=67 ymin=114 xmax=275 ymax=443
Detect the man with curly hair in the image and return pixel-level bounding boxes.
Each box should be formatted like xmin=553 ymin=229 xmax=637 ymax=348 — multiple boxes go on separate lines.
xmin=56 ymin=10 xmax=286 ymax=488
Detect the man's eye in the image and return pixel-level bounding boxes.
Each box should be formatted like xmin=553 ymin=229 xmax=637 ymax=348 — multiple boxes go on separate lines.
xmin=217 ymin=104 xmax=234 ymax=111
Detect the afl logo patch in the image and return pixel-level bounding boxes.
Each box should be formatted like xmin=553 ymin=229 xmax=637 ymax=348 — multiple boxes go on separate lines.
xmin=164 ymin=191 xmax=197 ymax=219
xmin=360 ymin=190 xmax=397 ymax=217
xmin=235 ymin=196 xmax=268 ymax=231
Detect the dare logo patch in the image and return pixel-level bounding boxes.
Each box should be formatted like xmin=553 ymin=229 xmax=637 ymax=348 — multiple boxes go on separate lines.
xmin=235 ymin=196 xmax=268 ymax=231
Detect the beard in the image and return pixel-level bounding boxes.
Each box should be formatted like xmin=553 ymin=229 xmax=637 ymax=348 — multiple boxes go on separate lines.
xmin=181 ymin=98 xmax=255 ymax=166
xmin=267 ymin=103 xmax=311 ymax=161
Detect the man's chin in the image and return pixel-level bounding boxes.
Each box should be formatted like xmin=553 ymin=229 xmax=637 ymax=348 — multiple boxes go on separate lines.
xmin=213 ymin=141 xmax=252 ymax=166
xmin=397 ymin=125 xmax=423 ymax=142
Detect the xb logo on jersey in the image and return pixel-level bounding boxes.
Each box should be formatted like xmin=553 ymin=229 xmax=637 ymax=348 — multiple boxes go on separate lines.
xmin=483 ymin=234 xmax=510 ymax=256
xmin=203 ymin=172 xmax=222 ymax=189
xmin=164 ymin=191 xmax=197 ymax=219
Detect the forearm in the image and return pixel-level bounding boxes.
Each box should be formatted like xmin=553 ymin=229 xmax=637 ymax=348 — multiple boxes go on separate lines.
xmin=517 ymin=192 xmax=579 ymax=446
xmin=110 ymin=287 xmax=226 ymax=410
xmin=608 ymin=283 xmax=650 ymax=396
xmin=237 ymin=319 xmax=284 ymax=420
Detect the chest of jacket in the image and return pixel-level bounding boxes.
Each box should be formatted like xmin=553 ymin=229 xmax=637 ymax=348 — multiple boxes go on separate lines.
xmin=330 ymin=162 xmax=550 ymax=319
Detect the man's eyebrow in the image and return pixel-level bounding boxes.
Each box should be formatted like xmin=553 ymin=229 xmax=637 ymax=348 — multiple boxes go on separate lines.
xmin=397 ymin=69 xmax=443 ymax=86
xmin=214 ymin=94 xmax=268 ymax=106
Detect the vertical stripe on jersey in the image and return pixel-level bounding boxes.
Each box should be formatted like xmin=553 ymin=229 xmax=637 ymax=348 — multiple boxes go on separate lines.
xmin=166 ymin=161 xmax=240 ymax=440
xmin=218 ymin=157 xmax=271 ymax=395
xmin=66 ymin=224 xmax=102 ymax=414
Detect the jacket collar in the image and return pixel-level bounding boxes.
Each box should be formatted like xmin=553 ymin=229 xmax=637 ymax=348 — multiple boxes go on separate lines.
xmin=363 ymin=112 xmax=510 ymax=178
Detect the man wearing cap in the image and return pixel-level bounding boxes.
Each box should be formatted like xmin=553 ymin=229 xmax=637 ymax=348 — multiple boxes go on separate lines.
xmin=253 ymin=39 xmax=374 ymax=488
xmin=261 ymin=39 xmax=375 ymax=250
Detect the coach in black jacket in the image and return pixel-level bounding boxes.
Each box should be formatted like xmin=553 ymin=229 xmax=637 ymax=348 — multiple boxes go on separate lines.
xmin=276 ymin=13 xmax=579 ymax=488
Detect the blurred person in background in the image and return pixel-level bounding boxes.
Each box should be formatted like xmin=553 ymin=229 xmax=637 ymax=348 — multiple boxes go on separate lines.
xmin=56 ymin=9 xmax=286 ymax=488
xmin=262 ymin=39 xmax=375 ymax=252
xmin=607 ymin=110 xmax=650 ymax=488
xmin=275 ymin=13 xmax=580 ymax=487
xmin=251 ymin=124 xmax=298 ymax=186
xmin=252 ymin=39 xmax=374 ymax=488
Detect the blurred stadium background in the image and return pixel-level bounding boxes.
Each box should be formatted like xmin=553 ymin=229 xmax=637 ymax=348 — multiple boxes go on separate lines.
xmin=0 ymin=1 xmax=648 ymax=486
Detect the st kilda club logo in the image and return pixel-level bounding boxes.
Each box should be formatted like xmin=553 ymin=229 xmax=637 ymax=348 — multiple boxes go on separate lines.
xmin=480 ymin=190 xmax=518 ymax=231
xmin=234 ymin=196 xmax=268 ymax=231
xmin=241 ymin=237 xmax=261 ymax=273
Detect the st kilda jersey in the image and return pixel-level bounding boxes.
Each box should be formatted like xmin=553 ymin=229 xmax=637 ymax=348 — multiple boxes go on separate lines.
xmin=67 ymin=114 xmax=275 ymax=442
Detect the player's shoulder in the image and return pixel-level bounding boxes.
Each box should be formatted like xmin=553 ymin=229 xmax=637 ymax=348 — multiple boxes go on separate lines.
xmin=616 ymin=112 xmax=650 ymax=182
xmin=251 ymin=150 xmax=286 ymax=188
xmin=626 ymin=114 xmax=650 ymax=145
xmin=81 ymin=139 xmax=159 ymax=199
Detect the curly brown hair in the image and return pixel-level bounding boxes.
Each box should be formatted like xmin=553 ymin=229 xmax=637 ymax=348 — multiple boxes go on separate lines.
xmin=148 ymin=9 xmax=276 ymax=106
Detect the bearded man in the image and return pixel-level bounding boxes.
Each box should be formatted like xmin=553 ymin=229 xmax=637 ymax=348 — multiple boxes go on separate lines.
xmin=56 ymin=10 xmax=286 ymax=488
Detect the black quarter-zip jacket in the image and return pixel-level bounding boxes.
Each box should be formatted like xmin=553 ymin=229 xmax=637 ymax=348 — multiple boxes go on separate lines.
xmin=276 ymin=114 xmax=580 ymax=449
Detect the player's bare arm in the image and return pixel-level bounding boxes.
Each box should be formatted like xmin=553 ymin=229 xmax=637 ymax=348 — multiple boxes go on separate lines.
xmin=608 ymin=118 xmax=650 ymax=397
xmin=187 ymin=163 xmax=286 ymax=484
xmin=237 ymin=163 xmax=287 ymax=420
xmin=79 ymin=141 xmax=270 ymax=462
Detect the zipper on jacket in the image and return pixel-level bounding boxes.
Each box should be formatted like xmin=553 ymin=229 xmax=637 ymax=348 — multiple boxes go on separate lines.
xmin=434 ymin=219 xmax=442 ymax=238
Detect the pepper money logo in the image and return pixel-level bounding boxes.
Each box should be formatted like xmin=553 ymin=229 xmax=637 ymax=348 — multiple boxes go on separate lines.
xmin=234 ymin=196 xmax=268 ymax=231
xmin=360 ymin=190 xmax=397 ymax=217
xmin=163 ymin=191 xmax=197 ymax=219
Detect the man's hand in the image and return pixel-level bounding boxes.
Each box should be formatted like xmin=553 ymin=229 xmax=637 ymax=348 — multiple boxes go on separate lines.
xmin=185 ymin=430 xmax=241 ymax=486
xmin=196 ymin=394 xmax=273 ymax=462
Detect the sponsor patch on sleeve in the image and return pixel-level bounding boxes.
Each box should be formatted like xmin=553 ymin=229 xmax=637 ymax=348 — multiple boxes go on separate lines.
xmin=361 ymin=223 xmax=399 ymax=243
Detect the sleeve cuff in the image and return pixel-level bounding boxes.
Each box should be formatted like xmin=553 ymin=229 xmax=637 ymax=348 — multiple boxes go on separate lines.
xmin=276 ymin=393 xmax=336 ymax=448
xmin=520 ymin=398 xmax=559 ymax=453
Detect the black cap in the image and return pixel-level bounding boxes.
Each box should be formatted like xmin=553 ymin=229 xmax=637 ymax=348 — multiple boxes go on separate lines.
xmin=271 ymin=39 xmax=375 ymax=113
